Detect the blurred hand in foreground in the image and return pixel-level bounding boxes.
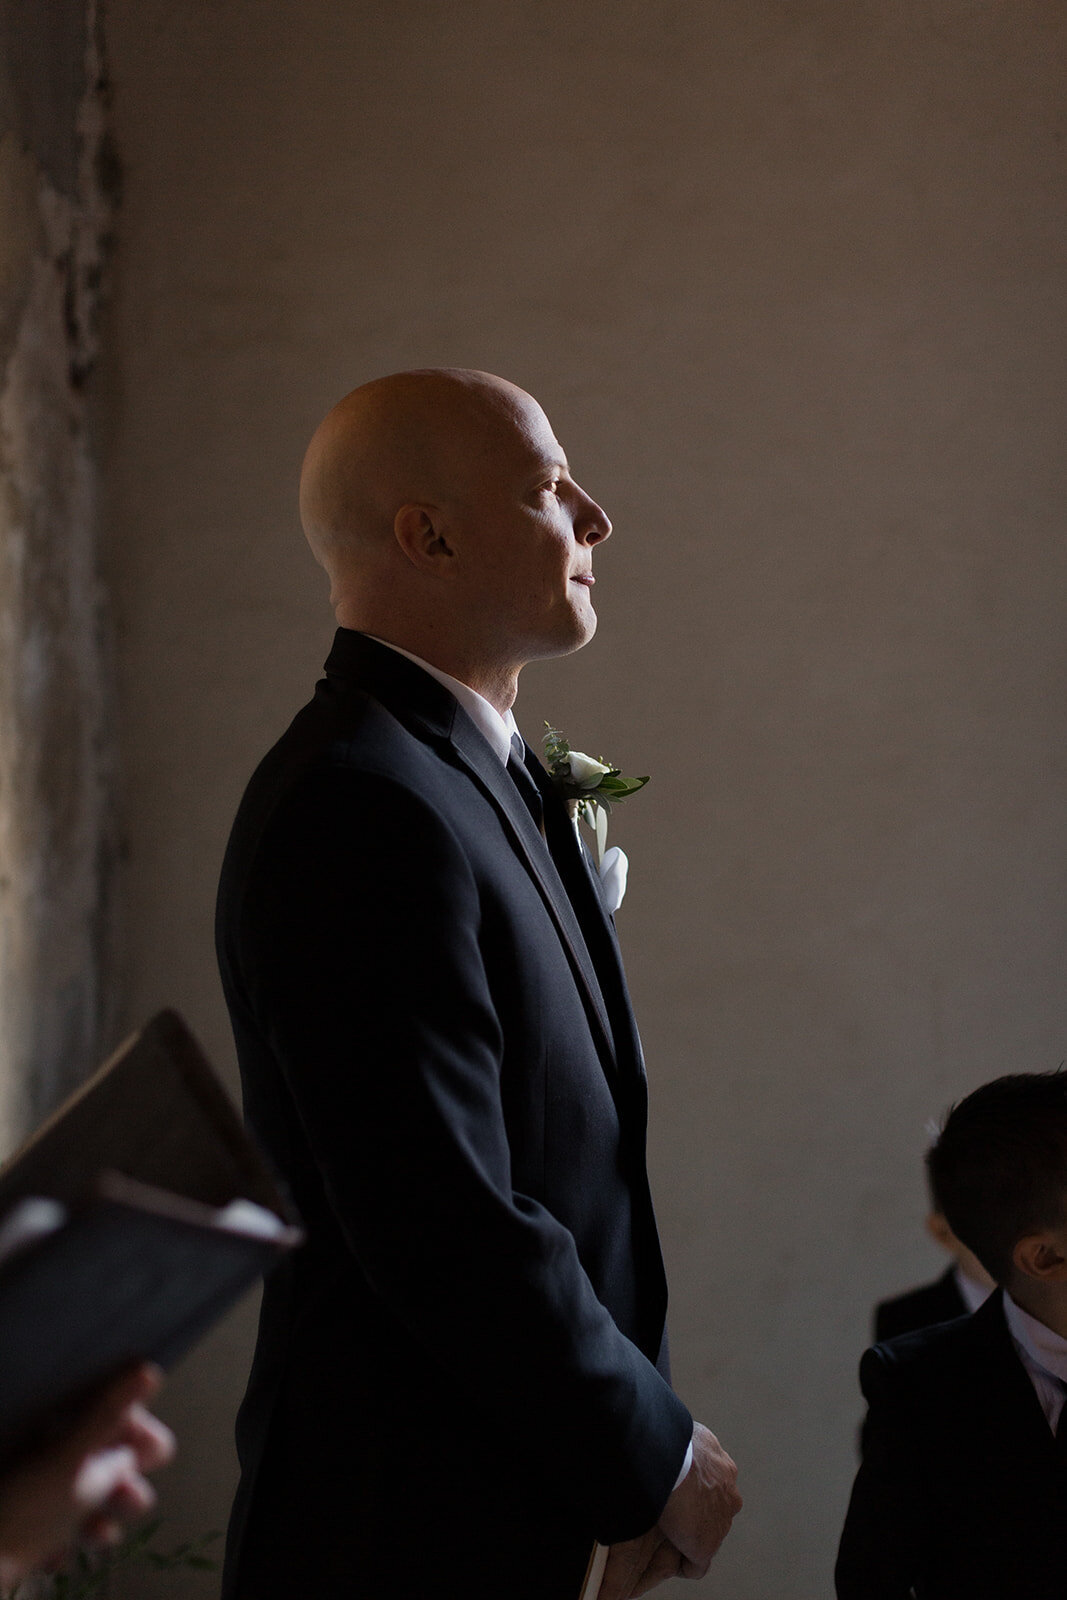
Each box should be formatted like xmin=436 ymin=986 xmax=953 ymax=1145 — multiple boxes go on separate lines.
xmin=0 ymin=1364 xmax=175 ymax=1588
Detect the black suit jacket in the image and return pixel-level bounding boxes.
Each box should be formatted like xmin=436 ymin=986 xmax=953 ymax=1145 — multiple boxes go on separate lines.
xmin=836 ymin=1290 xmax=1067 ymax=1599
xmin=873 ymin=1266 xmax=969 ymax=1343
xmin=216 ymin=631 xmax=692 ymax=1599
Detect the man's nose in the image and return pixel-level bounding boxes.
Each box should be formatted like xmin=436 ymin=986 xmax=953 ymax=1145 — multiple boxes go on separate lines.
xmin=575 ymin=486 xmax=611 ymax=545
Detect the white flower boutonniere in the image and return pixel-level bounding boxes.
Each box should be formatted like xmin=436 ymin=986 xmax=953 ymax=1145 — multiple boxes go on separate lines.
xmin=542 ymin=724 xmax=649 ymax=912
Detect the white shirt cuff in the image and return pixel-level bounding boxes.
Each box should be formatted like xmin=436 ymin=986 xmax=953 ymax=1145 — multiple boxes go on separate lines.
xmin=672 ymin=1437 xmax=694 ymax=1492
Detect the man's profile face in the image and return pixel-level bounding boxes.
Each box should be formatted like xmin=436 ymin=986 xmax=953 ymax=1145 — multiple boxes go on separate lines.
xmin=448 ymin=388 xmax=612 ymax=665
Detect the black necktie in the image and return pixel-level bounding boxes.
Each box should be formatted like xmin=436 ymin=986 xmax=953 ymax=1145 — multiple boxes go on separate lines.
xmin=507 ymin=734 xmax=544 ymax=831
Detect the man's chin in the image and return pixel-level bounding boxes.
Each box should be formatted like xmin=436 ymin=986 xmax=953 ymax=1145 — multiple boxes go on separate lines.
xmin=515 ymin=608 xmax=598 ymax=667
xmin=550 ymin=612 xmax=597 ymax=658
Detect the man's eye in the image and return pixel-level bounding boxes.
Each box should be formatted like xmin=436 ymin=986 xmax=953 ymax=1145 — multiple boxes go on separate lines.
xmin=543 ymin=479 xmax=560 ymax=495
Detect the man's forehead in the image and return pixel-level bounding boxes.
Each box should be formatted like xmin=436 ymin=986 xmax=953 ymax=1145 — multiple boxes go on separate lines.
xmin=461 ymin=389 xmax=564 ymax=468
xmin=501 ymin=395 xmax=566 ymax=462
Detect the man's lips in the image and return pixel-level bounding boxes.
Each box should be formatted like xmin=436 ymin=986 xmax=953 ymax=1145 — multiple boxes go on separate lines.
xmin=571 ymin=574 xmax=595 ymax=586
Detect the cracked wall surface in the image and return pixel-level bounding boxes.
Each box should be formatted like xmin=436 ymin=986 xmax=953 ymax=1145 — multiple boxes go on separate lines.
xmin=0 ymin=0 xmax=119 ymax=1150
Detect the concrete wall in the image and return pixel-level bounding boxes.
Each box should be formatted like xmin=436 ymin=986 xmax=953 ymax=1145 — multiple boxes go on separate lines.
xmin=101 ymin=2 xmax=1066 ymax=1595
xmin=0 ymin=0 xmax=120 ymax=1150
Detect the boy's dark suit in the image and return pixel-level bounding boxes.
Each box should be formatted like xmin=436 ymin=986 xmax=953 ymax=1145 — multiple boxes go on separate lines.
xmin=216 ymin=630 xmax=691 ymax=1599
xmin=873 ymin=1266 xmax=968 ymax=1342
xmin=836 ymin=1290 xmax=1067 ymax=1599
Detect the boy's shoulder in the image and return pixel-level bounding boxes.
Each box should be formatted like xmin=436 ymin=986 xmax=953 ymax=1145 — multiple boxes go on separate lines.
xmin=860 ymin=1290 xmax=1007 ymax=1409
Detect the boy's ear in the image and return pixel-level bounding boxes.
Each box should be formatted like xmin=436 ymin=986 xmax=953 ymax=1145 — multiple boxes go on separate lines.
xmin=393 ymin=503 xmax=456 ymax=573
xmin=1012 ymin=1232 xmax=1067 ymax=1283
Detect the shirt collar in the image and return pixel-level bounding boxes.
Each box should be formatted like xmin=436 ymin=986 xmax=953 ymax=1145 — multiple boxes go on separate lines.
xmin=954 ymin=1264 xmax=993 ymax=1315
xmin=366 ymin=637 xmax=517 ymax=767
xmin=1003 ymin=1291 xmax=1067 ymax=1385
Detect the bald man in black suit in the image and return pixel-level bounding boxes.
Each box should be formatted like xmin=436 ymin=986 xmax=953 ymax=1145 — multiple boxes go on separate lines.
xmin=216 ymin=370 xmax=741 ymax=1600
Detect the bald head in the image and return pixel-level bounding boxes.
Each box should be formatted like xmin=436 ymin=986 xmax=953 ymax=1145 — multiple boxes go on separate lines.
xmin=296 ymin=366 xmax=611 ymax=709
xmin=299 ymin=368 xmax=538 ymax=572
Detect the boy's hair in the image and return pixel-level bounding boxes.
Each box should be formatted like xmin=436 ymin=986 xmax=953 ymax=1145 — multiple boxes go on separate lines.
xmin=926 ymin=1070 xmax=1067 ymax=1286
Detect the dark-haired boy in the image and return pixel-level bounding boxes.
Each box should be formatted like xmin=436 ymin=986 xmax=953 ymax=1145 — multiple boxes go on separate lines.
xmin=836 ymin=1070 xmax=1067 ymax=1600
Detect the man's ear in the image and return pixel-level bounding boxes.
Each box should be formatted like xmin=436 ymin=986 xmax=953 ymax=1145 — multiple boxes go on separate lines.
xmin=1013 ymin=1232 xmax=1067 ymax=1283
xmin=393 ymin=503 xmax=455 ymax=573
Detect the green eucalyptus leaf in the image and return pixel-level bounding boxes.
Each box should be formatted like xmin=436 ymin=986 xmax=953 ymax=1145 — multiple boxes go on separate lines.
xmin=600 ymin=775 xmax=648 ymax=799
xmin=541 ymin=723 xmax=572 ymax=773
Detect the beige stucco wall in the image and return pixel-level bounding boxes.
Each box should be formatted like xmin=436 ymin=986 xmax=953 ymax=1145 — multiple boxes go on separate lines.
xmin=101 ymin=2 xmax=1066 ymax=1595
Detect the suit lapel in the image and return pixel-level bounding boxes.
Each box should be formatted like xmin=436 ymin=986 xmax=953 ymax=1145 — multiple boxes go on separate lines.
xmin=525 ymin=748 xmax=648 ymax=1087
xmin=445 ymin=712 xmax=619 ymax=1075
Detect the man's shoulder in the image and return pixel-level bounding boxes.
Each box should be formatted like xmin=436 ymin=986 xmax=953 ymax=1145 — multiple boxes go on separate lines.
xmin=220 ymin=648 xmax=474 ymax=893
xmin=243 ymin=649 xmax=458 ymax=804
xmin=288 ymin=679 xmax=442 ymax=782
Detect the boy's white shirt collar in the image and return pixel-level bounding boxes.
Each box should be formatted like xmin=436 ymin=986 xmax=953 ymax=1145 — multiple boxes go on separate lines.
xmin=367 ymin=638 xmax=517 ymax=766
xmin=1003 ymin=1290 xmax=1067 ymax=1385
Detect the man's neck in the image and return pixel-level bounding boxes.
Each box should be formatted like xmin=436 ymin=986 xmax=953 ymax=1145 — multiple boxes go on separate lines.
xmin=459 ymin=664 xmax=519 ymax=716
xmin=339 ymin=619 xmax=519 ymax=713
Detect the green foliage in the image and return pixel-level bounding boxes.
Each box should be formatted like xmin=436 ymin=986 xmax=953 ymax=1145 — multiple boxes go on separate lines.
xmin=542 ymin=723 xmax=649 ymax=814
xmin=592 ymin=772 xmax=650 ymax=805
xmin=541 ymin=724 xmax=572 ymax=773
xmin=3 ymin=1523 xmax=220 ymax=1600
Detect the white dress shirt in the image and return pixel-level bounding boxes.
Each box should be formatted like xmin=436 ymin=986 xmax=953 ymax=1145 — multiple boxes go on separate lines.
xmin=1003 ymin=1291 xmax=1067 ymax=1434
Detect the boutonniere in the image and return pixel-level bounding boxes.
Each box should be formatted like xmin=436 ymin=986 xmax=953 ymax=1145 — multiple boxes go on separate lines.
xmin=542 ymin=724 xmax=649 ymax=870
